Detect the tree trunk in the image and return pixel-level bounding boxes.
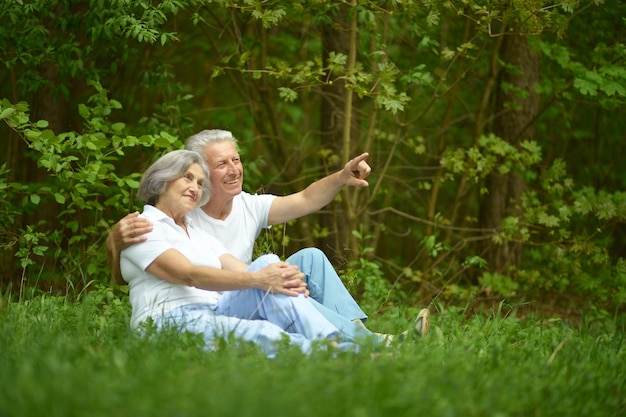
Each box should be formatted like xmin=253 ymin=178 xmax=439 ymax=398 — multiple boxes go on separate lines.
xmin=479 ymin=32 xmax=541 ymax=274
xmin=319 ymin=4 xmax=362 ymax=264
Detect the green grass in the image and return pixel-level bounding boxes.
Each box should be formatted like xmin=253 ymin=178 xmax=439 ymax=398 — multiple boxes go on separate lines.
xmin=1 ymin=289 xmax=624 ymax=417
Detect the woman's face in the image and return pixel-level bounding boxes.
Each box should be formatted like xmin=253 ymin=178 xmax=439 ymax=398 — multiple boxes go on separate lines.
xmin=156 ymin=163 xmax=206 ymax=219
xmin=203 ymin=141 xmax=244 ymax=200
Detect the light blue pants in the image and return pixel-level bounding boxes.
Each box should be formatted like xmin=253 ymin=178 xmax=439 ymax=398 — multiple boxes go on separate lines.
xmin=217 ymin=255 xmax=341 ymax=340
xmin=154 ymin=254 xmax=362 ymax=357
xmin=286 ymin=247 xmax=368 ymax=322
xmin=285 ymin=248 xmax=381 ymax=343
xmin=154 ymin=304 xmax=321 ymax=358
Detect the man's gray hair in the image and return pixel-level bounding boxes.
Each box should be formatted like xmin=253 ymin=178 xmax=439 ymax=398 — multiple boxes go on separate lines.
xmin=185 ymin=129 xmax=238 ymax=156
xmin=138 ymin=150 xmax=211 ymax=207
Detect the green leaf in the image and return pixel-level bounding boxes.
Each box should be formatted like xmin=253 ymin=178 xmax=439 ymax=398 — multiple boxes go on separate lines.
xmin=278 ymin=87 xmax=297 ymax=102
xmin=111 ymin=122 xmax=125 ymax=133
xmin=538 ymin=212 xmax=560 ymax=227
xmin=574 ymin=78 xmax=598 ymax=96
xmin=78 ymin=103 xmax=90 ymax=118
xmin=32 ymin=245 xmax=48 ymax=256
xmin=25 ymin=129 xmax=41 ymax=140
xmin=110 ymin=99 xmax=122 ymax=109
xmin=124 ymin=179 xmax=140 ymax=188
xmin=0 ymin=107 xmax=15 ymax=119
xmin=600 ymin=80 xmax=626 ymax=96
xmin=154 ymin=137 xmax=172 ymax=148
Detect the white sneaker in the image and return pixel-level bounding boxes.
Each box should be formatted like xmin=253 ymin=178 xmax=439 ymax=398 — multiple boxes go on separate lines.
xmin=379 ymin=308 xmax=431 ymax=346
xmin=414 ymin=308 xmax=430 ymax=338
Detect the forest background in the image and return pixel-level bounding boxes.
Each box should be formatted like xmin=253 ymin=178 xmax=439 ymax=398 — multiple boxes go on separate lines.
xmin=1 ymin=0 xmax=625 ymax=321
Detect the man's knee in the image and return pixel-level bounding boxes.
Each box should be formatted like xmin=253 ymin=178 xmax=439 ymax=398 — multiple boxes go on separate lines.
xmin=288 ymin=247 xmax=325 ymax=262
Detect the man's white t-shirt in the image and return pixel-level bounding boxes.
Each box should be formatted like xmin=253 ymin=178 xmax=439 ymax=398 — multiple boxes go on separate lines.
xmin=187 ymin=192 xmax=276 ymax=264
xmin=120 ymin=205 xmax=228 ymax=328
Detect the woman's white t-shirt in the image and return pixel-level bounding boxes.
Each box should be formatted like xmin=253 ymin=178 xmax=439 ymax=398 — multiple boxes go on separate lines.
xmin=120 ymin=205 xmax=228 ymax=328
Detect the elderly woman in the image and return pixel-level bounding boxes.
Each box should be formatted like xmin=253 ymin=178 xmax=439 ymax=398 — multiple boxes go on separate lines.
xmin=120 ymin=149 xmax=358 ymax=357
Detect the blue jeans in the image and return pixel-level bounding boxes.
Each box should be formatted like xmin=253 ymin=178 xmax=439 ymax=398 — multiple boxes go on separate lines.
xmin=286 ymin=248 xmax=368 ymax=323
xmin=217 ymin=255 xmax=341 ymax=340
xmin=154 ymin=304 xmax=319 ymax=358
xmin=153 ymin=254 xmax=362 ymax=357
xmin=286 ymin=248 xmax=380 ymax=343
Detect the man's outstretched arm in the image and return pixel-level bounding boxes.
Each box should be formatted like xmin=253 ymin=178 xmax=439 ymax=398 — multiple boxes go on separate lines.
xmin=267 ymin=152 xmax=371 ymax=225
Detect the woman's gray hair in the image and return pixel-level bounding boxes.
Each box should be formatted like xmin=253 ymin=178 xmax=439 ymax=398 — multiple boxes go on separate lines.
xmin=138 ymin=150 xmax=211 ymax=207
xmin=185 ymin=129 xmax=238 ymax=156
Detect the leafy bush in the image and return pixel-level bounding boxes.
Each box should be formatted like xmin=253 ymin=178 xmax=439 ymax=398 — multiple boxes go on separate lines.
xmin=0 ymin=82 xmax=184 ymax=293
xmin=438 ymin=134 xmax=626 ymax=308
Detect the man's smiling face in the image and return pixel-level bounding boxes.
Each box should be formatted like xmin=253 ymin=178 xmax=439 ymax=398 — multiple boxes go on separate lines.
xmin=203 ymin=140 xmax=244 ymax=199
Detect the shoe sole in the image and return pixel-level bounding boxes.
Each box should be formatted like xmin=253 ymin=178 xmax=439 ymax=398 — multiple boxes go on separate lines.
xmin=415 ymin=308 xmax=431 ymax=338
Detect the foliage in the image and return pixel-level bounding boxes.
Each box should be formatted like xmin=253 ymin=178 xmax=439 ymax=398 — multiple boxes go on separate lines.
xmin=0 ymin=82 xmax=184 ymax=291
xmin=436 ymin=135 xmax=626 ymax=304
xmin=1 ymin=293 xmax=625 ymax=417
xmin=1 ymin=0 xmax=626 ymax=315
xmin=343 ymin=225 xmax=395 ymax=314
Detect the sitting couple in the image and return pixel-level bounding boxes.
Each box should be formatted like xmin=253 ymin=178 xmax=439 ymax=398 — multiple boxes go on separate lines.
xmin=107 ymin=130 xmax=430 ymax=356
